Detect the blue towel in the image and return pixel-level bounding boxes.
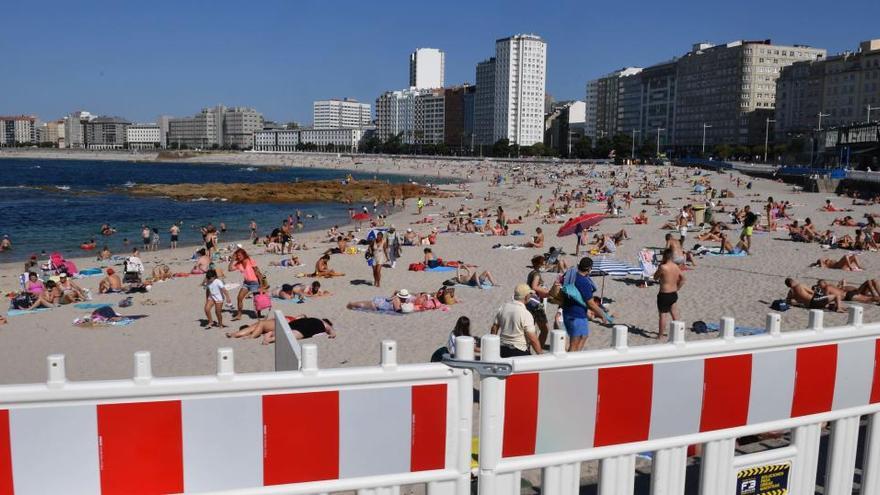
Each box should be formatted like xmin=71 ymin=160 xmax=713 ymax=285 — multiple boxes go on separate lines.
xmin=425 ymin=266 xmax=456 ymax=272
xmin=7 ymin=308 xmax=51 ymax=316
xmin=705 ymin=248 xmax=748 ymax=257
xmin=74 ymin=303 xmax=115 ymax=310
xmin=704 ymin=322 xmax=768 ymax=336
xmin=272 ymin=296 xmax=304 ymax=304
xmin=78 ymin=268 xmax=103 ymax=276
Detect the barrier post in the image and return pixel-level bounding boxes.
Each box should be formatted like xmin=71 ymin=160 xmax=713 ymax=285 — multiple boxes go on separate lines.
xmin=790 ymin=423 xmax=822 ymax=494
xmin=650 ymin=446 xmax=688 ymax=495
xmin=824 ymin=415 xmax=860 ymax=495
xmin=216 ymin=348 xmax=234 ymax=381
xmin=133 ymin=351 xmax=151 ymax=385
xmin=862 ymin=412 xmax=880 ymax=495
xmin=599 ymin=454 xmax=636 ymax=495
xmin=699 ymin=437 xmax=736 ymax=495
xmin=46 ymin=354 xmax=66 ymax=388
xmin=478 ymin=334 xmax=519 ymax=495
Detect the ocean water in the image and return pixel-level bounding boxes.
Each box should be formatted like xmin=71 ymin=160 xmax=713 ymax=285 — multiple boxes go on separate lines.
xmin=0 ymin=158 xmax=430 ymax=262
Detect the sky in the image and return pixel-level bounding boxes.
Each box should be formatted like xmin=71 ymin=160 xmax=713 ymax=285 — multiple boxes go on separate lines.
xmin=2 ymin=0 xmax=878 ymax=124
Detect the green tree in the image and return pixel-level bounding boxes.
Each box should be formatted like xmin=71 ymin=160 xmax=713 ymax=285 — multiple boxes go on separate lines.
xmin=714 ymin=144 xmax=732 ymax=159
xmin=611 ymin=133 xmax=633 ymax=159
xmin=594 ymin=137 xmax=613 ymax=159
xmin=571 ymin=137 xmax=592 ymax=159
xmin=492 ymin=138 xmax=510 ymax=157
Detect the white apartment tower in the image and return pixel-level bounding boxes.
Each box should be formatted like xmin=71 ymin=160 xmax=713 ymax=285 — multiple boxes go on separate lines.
xmin=494 ymin=34 xmax=547 ymax=146
xmin=313 ymin=99 xmax=372 ymax=129
xmin=409 ymin=48 xmax=445 ymax=89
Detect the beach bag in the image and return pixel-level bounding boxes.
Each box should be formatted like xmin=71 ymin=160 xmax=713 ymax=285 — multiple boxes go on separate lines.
xmin=561 ymin=268 xmax=587 ymax=308
xmin=254 ymin=292 xmax=271 ymax=312
xmin=547 ymin=282 xmax=565 ymax=306
xmin=408 ymin=263 xmax=425 ymax=272
xmin=770 ymin=299 xmax=789 ymax=312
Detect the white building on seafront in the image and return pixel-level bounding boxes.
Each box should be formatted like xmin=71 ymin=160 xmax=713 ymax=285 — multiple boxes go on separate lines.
xmin=409 ymin=48 xmax=445 ymax=89
xmin=313 ymin=99 xmax=371 ymax=129
xmin=494 ymin=34 xmax=547 ymax=146
xmin=126 ymin=124 xmax=162 ymax=149
xmin=252 ymin=127 xmax=369 ymax=152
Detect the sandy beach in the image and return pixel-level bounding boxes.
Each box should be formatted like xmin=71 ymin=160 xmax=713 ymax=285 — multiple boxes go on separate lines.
xmin=1 ymin=151 xmax=878 ymax=385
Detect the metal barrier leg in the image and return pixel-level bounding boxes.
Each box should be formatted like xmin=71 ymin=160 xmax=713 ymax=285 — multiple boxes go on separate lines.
xmin=862 ymin=412 xmax=880 ymax=495
xmin=699 ymin=438 xmax=735 ymax=495
xmin=791 ymin=423 xmax=822 ymax=495
xmin=542 ymin=462 xmax=581 ymax=495
xmin=600 ymin=454 xmax=635 ymax=495
xmin=651 ymin=446 xmax=687 ymax=495
xmin=825 ymin=415 xmax=860 ymax=495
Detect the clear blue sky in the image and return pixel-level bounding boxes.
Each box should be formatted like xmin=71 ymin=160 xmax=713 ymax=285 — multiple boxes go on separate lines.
xmin=2 ymin=0 xmax=878 ymax=124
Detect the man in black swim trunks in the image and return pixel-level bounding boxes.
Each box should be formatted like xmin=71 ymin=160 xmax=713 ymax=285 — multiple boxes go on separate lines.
xmin=653 ymin=248 xmax=685 ymax=340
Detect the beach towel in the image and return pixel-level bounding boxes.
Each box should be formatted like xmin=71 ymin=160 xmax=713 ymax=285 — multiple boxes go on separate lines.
xmin=702 ymin=322 xmax=768 ymax=336
xmin=6 ymin=308 xmax=51 ymax=316
xmin=74 ymin=302 xmax=115 ymax=310
xmin=73 ymin=317 xmax=135 ymax=328
xmin=705 ymin=247 xmax=748 ymax=257
xmin=273 ymin=296 xmax=304 ymax=304
xmin=77 ymin=268 xmax=103 ymax=277
xmin=425 ymin=266 xmax=456 ymax=272
xmin=455 ymin=282 xmax=495 ymax=290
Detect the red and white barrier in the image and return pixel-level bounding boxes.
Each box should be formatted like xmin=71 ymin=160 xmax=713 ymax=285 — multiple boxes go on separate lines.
xmin=0 ymin=339 xmax=474 ymax=495
xmin=476 ymin=307 xmax=880 ymax=495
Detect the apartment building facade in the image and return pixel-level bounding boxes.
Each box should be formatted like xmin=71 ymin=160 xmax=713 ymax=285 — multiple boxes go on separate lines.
xmin=409 ymin=48 xmax=445 ymax=89
xmin=84 ymin=117 xmax=131 ymax=149
xmin=494 ymin=34 xmax=547 ymax=146
xmin=313 ymin=99 xmax=372 ymax=129
xmin=0 ymin=115 xmax=38 ymax=145
xmin=474 ymin=57 xmax=496 ymax=145
xmin=126 ymin=124 xmax=162 ymax=149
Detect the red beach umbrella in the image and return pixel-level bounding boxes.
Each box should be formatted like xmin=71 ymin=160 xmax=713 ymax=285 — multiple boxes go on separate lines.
xmin=351 ymin=212 xmax=371 ymax=221
xmin=557 ymin=213 xmax=605 ymax=237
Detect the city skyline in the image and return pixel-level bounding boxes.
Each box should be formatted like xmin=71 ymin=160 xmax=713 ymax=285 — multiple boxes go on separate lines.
xmin=2 ymin=0 xmax=879 ymax=124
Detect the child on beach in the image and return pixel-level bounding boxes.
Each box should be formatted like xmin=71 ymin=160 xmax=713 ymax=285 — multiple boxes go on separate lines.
xmin=203 ymin=269 xmax=231 ymax=328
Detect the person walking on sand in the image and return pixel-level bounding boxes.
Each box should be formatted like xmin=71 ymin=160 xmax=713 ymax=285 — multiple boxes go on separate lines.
xmin=228 ymin=248 xmax=262 ymax=321
xmin=653 ymin=248 xmax=685 ymax=340
xmin=203 ymin=269 xmax=230 ymax=328
xmin=417 ymin=197 xmax=425 ymax=215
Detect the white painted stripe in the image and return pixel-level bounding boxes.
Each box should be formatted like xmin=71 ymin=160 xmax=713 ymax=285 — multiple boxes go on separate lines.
xmin=339 ymin=386 xmax=411 ymax=478
xmin=182 ymin=396 xmax=263 ymax=492
xmin=748 ymin=349 xmax=796 ymax=424
xmin=10 ymin=406 xmax=100 ymax=494
xmin=649 ymin=359 xmax=704 ymax=439
xmin=833 ymin=341 xmax=875 ymax=410
xmin=535 ymin=368 xmax=597 ymax=454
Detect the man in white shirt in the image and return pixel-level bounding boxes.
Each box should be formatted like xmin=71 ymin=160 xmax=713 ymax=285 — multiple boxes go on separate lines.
xmin=491 ymin=284 xmax=542 ymax=357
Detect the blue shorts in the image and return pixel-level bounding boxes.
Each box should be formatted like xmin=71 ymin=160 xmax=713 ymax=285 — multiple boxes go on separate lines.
xmin=563 ymin=315 xmax=589 ymax=338
xmin=243 ymin=281 xmax=260 ymax=293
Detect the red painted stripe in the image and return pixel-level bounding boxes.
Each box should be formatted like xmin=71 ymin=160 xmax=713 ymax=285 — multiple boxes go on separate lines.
xmin=594 ymin=364 xmax=653 ymax=447
xmin=263 ymin=391 xmax=339 ymax=485
xmin=501 ymin=373 xmax=539 ymax=458
xmin=411 ymin=384 xmax=447 ymax=472
xmin=97 ymin=401 xmax=183 ymax=495
xmin=791 ymin=344 xmax=838 ymax=417
xmin=871 ymin=339 xmax=880 ymax=404
xmin=0 ymin=411 xmax=12 ymax=495
xmin=700 ymin=354 xmax=752 ymax=432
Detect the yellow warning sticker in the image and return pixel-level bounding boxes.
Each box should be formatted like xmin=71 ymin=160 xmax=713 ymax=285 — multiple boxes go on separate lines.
xmin=736 ymin=462 xmax=790 ymax=495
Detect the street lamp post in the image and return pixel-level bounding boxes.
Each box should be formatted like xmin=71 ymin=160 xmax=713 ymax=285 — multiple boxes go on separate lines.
xmin=701 ymin=124 xmax=712 ymax=155
xmin=813 ymin=112 xmax=831 ymax=167
xmin=764 ymin=118 xmax=776 ymax=163
xmin=655 ymin=128 xmax=665 ymax=157
xmin=818 ymin=112 xmax=831 ymax=131
xmin=631 ymin=129 xmax=640 ymax=162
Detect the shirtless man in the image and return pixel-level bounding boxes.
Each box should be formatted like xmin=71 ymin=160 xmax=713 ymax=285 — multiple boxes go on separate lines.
xmin=653 ymin=248 xmax=685 ymax=340
xmin=665 ymin=233 xmax=697 ymax=266
xmin=455 ymin=265 xmax=497 ymax=289
xmin=523 ymin=227 xmax=544 ymax=248
xmin=99 ymin=268 xmax=123 ymax=293
xmin=784 ymin=278 xmax=846 ymax=312
xmin=192 ymin=248 xmax=211 ymax=274
xmin=0 ymin=235 xmax=11 ymax=251
xmin=719 ymin=232 xmax=747 ymax=255
xmin=817 ymin=279 xmax=880 ymax=305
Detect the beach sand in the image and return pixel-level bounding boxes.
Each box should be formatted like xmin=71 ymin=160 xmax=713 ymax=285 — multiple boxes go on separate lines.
xmin=1 ymin=152 xmax=879 ymax=385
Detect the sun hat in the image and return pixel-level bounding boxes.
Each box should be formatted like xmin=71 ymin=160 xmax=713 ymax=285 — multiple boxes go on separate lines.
xmin=395 ymin=289 xmax=411 ymax=298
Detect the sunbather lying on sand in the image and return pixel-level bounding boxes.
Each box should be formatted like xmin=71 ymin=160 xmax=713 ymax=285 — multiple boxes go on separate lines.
xmin=810 ymin=254 xmax=863 ymax=271
xmin=226 ymin=314 xmax=335 ymax=344
xmin=454 ymin=265 xmax=497 ymax=288
xmin=817 ymin=279 xmax=880 ymax=305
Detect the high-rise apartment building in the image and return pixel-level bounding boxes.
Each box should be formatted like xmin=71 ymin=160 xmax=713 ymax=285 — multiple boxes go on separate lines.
xmin=84 ymin=117 xmax=131 ymax=149
xmin=444 ymin=85 xmax=476 ymax=149
xmin=63 ymin=111 xmax=94 ymax=149
xmin=167 ymin=105 xmax=263 ymax=149
xmin=586 ymin=67 xmax=642 ymax=142
xmin=474 ymin=57 xmax=496 ymax=146
xmin=0 ymin=116 xmax=38 ymax=145
xmin=313 ymin=99 xmax=372 ymax=129
xmin=584 ymin=80 xmax=598 ymax=141
xmin=776 ymin=39 xmax=880 ymax=135
xmin=413 ymin=89 xmax=445 ymax=145
xmin=38 ymin=120 xmax=66 ymax=147
xmin=375 ymin=88 xmax=428 ymax=144
xmin=674 ymin=40 xmax=825 ymax=148
xmin=639 ymin=60 xmax=678 ymax=146
xmin=494 ymin=34 xmax=547 ymax=146
xmin=409 ymin=48 xmax=445 ymax=89
xmin=126 ymin=124 xmax=162 ymax=149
